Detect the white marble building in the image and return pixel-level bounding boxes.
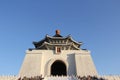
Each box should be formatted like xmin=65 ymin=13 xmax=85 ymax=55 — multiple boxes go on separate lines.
xmin=0 ymin=30 xmax=120 ymax=80
xmin=19 ymin=30 xmax=98 ymax=77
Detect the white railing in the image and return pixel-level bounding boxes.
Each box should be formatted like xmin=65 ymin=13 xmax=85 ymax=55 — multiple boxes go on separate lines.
xmin=100 ymin=75 xmax=120 ymax=80
xmin=0 ymin=75 xmax=18 ymax=80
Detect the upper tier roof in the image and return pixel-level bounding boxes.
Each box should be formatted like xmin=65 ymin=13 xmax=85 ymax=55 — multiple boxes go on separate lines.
xmin=33 ymin=30 xmax=82 ymax=50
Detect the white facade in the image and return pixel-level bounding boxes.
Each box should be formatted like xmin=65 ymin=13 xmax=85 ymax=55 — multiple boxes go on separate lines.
xmin=19 ymin=48 xmax=98 ymax=77
xmin=19 ymin=30 xmax=98 ymax=77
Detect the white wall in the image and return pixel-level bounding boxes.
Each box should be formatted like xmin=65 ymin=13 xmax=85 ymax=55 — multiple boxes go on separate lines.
xmin=19 ymin=49 xmax=97 ymax=77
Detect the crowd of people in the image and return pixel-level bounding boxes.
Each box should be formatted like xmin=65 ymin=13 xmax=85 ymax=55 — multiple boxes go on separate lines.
xmin=18 ymin=75 xmax=44 ymax=80
xmin=77 ymin=75 xmax=106 ymax=80
xmin=18 ymin=75 xmax=106 ymax=80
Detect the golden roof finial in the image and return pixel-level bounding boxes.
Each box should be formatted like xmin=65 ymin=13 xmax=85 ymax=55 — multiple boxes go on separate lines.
xmin=56 ymin=30 xmax=60 ymax=35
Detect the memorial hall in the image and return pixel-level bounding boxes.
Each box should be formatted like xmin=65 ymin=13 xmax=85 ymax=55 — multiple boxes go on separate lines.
xmin=0 ymin=30 xmax=120 ymax=80
xmin=19 ymin=30 xmax=97 ymax=77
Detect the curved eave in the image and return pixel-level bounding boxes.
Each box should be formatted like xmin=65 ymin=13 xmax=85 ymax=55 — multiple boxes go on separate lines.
xmin=33 ymin=39 xmax=45 ymax=45
xmin=33 ymin=35 xmax=48 ymax=47
xmin=72 ymin=44 xmax=80 ymax=50
xmin=33 ymin=35 xmax=82 ymax=49
xmin=69 ymin=36 xmax=82 ymax=45
xmin=37 ymin=42 xmax=47 ymax=49
xmin=37 ymin=42 xmax=80 ymax=50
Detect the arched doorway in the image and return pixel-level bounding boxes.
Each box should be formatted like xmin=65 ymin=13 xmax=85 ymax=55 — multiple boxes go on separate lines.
xmin=51 ymin=60 xmax=66 ymax=76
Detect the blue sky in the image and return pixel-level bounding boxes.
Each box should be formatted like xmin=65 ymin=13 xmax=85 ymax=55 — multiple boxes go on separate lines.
xmin=0 ymin=0 xmax=120 ymax=75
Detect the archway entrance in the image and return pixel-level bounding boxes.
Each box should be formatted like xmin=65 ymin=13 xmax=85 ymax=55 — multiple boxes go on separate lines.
xmin=51 ymin=60 xmax=66 ymax=76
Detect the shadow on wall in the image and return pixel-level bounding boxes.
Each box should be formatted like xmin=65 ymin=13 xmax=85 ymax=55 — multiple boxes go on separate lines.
xmin=67 ymin=53 xmax=76 ymax=75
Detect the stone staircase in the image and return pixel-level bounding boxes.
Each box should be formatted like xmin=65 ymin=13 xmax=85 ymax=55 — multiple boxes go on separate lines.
xmin=44 ymin=76 xmax=78 ymax=80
